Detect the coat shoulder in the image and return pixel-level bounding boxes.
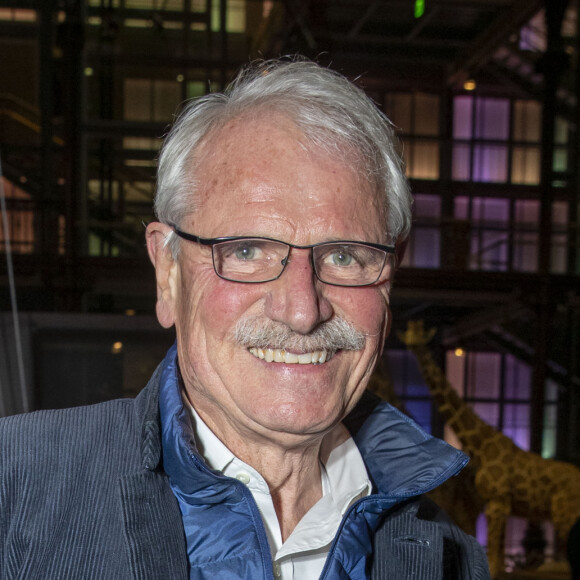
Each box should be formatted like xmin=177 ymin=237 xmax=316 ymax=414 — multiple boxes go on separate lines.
xmin=0 ymin=398 xmax=142 ymax=476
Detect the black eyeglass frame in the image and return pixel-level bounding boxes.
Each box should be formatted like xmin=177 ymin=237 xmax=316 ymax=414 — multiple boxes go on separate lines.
xmin=171 ymin=226 xmax=396 ymax=287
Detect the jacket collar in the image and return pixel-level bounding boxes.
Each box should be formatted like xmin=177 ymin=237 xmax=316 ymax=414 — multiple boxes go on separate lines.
xmin=153 ymin=344 xmax=467 ymax=500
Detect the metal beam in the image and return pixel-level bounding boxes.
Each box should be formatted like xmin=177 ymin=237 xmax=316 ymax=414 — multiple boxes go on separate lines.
xmin=447 ymin=0 xmax=544 ymax=88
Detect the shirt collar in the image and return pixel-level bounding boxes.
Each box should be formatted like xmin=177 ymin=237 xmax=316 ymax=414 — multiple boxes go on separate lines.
xmin=186 ymin=394 xmax=236 ymax=473
xmin=184 ymin=394 xmax=372 ymax=515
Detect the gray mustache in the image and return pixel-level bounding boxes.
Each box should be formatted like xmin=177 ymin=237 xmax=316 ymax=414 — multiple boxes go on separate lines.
xmin=233 ymin=317 xmax=365 ymax=352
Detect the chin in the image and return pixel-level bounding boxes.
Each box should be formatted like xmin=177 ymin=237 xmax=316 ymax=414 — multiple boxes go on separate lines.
xmin=256 ymin=400 xmax=343 ymax=437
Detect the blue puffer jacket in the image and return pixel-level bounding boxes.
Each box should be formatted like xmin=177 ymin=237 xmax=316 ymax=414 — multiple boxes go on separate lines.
xmin=159 ymin=345 xmax=490 ymax=580
xmin=0 ymin=344 xmax=490 ymax=579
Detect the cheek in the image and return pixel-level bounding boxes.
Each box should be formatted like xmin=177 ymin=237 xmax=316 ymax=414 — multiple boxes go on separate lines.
xmin=193 ymin=278 xmax=265 ymax=343
xmin=333 ymin=286 xmax=389 ymax=337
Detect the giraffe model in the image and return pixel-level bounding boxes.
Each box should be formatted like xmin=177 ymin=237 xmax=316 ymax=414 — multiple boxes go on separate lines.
xmin=398 ymin=320 xmax=580 ymax=578
xmin=368 ymin=358 xmax=485 ymax=537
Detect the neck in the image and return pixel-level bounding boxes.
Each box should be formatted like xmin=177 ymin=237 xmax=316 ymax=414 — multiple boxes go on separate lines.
xmin=193 ymin=403 xmax=334 ymax=542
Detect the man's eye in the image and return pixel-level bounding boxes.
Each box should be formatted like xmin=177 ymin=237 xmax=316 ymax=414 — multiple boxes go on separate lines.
xmin=233 ymin=244 xmax=259 ymax=260
xmin=331 ymin=251 xmax=354 ymax=267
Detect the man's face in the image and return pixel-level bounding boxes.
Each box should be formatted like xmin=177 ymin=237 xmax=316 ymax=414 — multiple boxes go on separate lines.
xmin=149 ymin=115 xmax=393 ymax=447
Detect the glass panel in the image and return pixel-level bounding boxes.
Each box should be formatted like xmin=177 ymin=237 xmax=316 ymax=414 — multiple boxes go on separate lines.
xmin=453 ymin=96 xmax=473 ymax=139
xmin=542 ymin=403 xmax=557 ymax=458
xmin=406 ymin=400 xmax=432 ymax=432
xmin=551 ymin=234 xmax=567 ymax=273
xmin=384 ymin=93 xmax=412 ymax=134
xmin=0 ymin=180 xmax=35 ymax=254
xmin=187 ymin=80 xmax=206 ymax=98
xmin=554 ymin=117 xmax=569 ymax=145
xmin=0 ymin=8 xmax=37 ymax=21
xmin=192 ymin=0 xmax=209 ymax=12
xmin=514 ymin=200 xmax=539 ymax=272
xmin=553 ymin=147 xmax=568 ymax=173
xmin=473 ymin=145 xmax=508 ymax=183
xmin=446 ymin=350 xmax=466 ymax=397
xmin=477 ymin=231 xmax=508 ymax=271
xmin=123 ymin=180 xmax=154 ymax=203
xmin=473 ymin=402 xmax=500 ymax=428
xmin=123 ymin=137 xmax=159 ymax=151
xmin=452 ymin=144 xmax=471 ymax=181
xmin=466 ymin=352 xmax=501 ymax=398
xmin=515 ymin=199 xmax=539 ymax=223
xmin=551 ymin=201 xmax=568 ymax=274
xmin=513 ymin=231 xmax=538 ymax=272
xmin=545 ymin=378 xmax=559 ymax=403
xmin=124 ymin=79 xmax=152 ymax=121
xmin=124 ymin=0 xmax=183 ymax=8
xmin=89 ymin=0 xmax=120 ymax=5
xmin=474 ymin=98 xmax=510 ymax=140
xmin=409 ymin=141 xmax=439 ymax=179
xmin=414 ymin=194 xmax=441 ymax=218
xmin=408 ymin=194 xmax=441 ymax=268
xmin=153 ymin=80 xmax=181 ymax=121
xmin=212 ymin=0 xmax=246 ymax=32
xmin=513 ymin=101 xmax=541 ymax=142
xmin=504 ymin=355 xmax=531 ymax=399
xmin=511 ymin=147 xmax=540 ymax=185
xmin=387 ymin=350 xmax=430 ymax=398
xmin=414 ymin=93 xmax=439 ymax=136
xmin=503 ymin=404 xmax=530 ymax=450
xmin=454 ymin=196 xmax=469 ymax=220
xmin=410 ymin=229 xmax=440 ymax=268
xmin=472 ymin=197 xmax=509 ymax=223
xmin=543 ymin=382 xmax=558 ymax=457
xmin=124 ymin=18 xmax=153 ymax=27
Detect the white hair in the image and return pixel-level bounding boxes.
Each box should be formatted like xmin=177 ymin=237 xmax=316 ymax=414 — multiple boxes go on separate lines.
xmin=154 ymin=57 xmax=412 ymax=254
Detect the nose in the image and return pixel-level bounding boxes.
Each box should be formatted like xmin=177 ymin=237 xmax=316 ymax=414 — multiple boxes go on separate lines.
xmin=263 ymin=248 xmax=333 ymax=334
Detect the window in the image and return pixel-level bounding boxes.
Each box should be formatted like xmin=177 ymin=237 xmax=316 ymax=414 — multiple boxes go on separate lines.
xmin=0 ymin=179 xmax=35 ymax=254
xmin=192 ymin=0 xmax=246 ymax=32
xmin=386 ymin=350 xmax=432 ymax=433
xmin=512 ymin=100 xmax=541 ymax=185
xmin=453 ymin=96 xmax=510 ymax=183
xmin=0 ymin=8 xmax=36 ymax=21
xmin=455 ymin=196 xmax=510 ymax=271
xmin=124 ymin=78 xmax=181 ymax=122
xmin=384 ymin=92 xmax=440 ymax=180
xmin=401 ymin=194 xmax=441 ymax=268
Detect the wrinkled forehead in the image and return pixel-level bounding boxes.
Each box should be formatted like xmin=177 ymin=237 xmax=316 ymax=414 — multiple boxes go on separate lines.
xmin=189 ymin=111 xmax=387 ymax=224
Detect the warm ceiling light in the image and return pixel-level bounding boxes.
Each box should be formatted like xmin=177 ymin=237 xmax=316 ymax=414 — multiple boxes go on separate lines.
xmin=111 ymin=341 xmax=123 ymax=354
xmin=454 ymin=347 xmax=465 ymax=357
xmin=463 ymin=79 xmax=476 ymax=91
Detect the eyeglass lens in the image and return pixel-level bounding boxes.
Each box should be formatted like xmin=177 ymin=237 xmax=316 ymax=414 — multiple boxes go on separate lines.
xmin=212 ymin=239 xmax=389 ymax=285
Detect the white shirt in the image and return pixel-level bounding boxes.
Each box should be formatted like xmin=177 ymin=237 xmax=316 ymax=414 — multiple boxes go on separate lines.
xmin=186 ymin=403 xmax=372 ymax=580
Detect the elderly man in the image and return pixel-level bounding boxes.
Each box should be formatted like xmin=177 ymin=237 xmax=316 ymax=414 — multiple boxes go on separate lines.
xmin=0 ymin=59 xmax=489 ymax=579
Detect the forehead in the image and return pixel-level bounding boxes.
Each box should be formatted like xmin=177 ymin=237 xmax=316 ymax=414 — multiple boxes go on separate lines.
xmin=188 ymin=114 xmax=387 ymax=241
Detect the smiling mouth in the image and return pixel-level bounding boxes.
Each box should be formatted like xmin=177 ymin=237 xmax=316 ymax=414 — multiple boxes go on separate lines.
xmin=248 ymin=347 xmax=335 ymax=365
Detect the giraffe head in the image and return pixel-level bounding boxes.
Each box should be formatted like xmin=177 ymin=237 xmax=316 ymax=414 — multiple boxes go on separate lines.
xmin=396 ymin=320 xmax=436 ymax=347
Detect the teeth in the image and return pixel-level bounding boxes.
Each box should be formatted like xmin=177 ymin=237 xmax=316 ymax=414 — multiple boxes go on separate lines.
xmin=248 ymin=347 xmax=333 ymax=364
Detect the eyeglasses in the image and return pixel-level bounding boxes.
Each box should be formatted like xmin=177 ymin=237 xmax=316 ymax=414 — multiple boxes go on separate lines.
xmin=171 ymin=226 xmax=395 ymax=287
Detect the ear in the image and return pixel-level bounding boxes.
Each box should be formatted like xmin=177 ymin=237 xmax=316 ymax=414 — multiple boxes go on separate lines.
xmin=146 ymin=222 xmax=179 ymax=329
xmin=395 ymin=237 xmax=408 ymax=266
